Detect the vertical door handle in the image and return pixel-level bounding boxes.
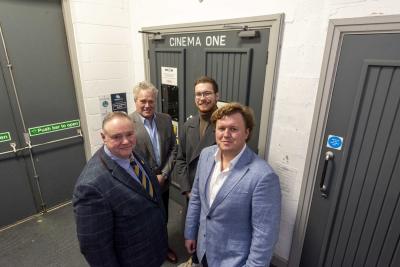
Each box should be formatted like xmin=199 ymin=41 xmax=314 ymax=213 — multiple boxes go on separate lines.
xmin=320 ymin=151 xmax=334 ymax=198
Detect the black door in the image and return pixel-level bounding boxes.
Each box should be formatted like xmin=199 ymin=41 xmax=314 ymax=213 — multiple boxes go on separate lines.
xmin=0 ymin=0 xmax=86 ymax=227
xmin=148 ymin=29 xmax=270 ymax=153
xmin=301 ymin=33 xmax=400 ymax=266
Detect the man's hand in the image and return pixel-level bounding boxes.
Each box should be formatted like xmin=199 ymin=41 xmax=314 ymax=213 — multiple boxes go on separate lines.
xmin=183 ymin=191 xmax=192 ymax=199
xmin=156 ymin=174 xmax=165 ymax=187
xmin=185 ymin=239 xmax=197 ymax=254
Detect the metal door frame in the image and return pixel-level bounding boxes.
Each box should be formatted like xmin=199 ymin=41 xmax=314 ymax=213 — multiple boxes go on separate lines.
xmin=62 ymin=0 xmax=90 ymax=160
xmin=289 ymin=15 xmax=400 ymax=267
xmin=141 ymin=14 xmax=284 ymax=159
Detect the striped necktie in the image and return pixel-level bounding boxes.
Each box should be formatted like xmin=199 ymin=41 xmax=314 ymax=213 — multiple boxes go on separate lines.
xmin=130 ymin=158 xmax=154 ymax=198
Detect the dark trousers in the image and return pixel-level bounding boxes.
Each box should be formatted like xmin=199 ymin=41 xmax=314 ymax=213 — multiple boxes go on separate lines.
xmin=201 ymin=254 xmax=208 ymax=267
xmin=162 ymin=189 xmax=170 ymax=220
xmin=192 ymin=253 xmax=200 ymax=264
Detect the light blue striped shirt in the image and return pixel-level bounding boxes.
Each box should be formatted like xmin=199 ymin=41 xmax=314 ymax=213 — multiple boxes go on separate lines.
xmin=103 ymin=146 xmax=141 ymax=184
xmin=139 ymin=114 xmax=161 ymax=166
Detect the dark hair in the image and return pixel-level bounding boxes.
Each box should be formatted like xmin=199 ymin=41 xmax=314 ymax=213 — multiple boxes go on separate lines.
xmin=102 ymin=111 xmax=131 ymax=130
xmin=211 ymin=102 xmax=255 ymax=141
xmin=194 ymin=76 xmax=219 ymax=93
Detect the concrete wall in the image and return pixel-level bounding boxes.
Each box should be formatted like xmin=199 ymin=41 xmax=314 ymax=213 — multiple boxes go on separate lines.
xmin=64 ymin=0 xmax=400 ymax=262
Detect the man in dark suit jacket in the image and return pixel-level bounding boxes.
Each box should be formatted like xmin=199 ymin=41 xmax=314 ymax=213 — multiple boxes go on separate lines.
xmin=73 ymin=111 xmax=167 ymax=267
xmin=130 ymin=81 xmax=178 ymax=263
xmin=173 ymin=76 xmax=219 ymax=266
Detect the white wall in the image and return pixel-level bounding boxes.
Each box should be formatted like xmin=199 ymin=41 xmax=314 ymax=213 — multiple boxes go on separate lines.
xmin=65 ymin=0 xmax=135 ymax=154
xmin=65 ymin=0 xmax=400 ymax=263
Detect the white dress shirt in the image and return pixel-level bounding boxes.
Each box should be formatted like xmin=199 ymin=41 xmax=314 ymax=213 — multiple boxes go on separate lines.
xmin=208 ymin=144 xmax=247 ymax=206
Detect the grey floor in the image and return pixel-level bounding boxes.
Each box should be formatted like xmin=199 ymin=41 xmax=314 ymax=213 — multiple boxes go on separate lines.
xmin=0 ymin=200 xmax=189 ymax=267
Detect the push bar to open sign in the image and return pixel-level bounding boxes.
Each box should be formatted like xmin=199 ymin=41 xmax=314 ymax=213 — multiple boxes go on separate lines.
xmin=0 ymin=130 xmax=83 ymax=156
xmin=28 ymin=119 xmax=80 ymax=137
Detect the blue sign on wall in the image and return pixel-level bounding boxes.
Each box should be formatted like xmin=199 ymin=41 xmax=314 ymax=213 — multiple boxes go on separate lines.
xmin=326 ymin=135 xmax=343 ymax=150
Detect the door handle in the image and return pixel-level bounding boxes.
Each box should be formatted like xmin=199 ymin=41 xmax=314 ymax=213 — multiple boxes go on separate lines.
xmin=320 ymin=151 xmax=334 ymax=198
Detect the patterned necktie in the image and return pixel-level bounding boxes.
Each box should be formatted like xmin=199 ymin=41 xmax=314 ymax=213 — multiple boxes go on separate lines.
xmin=130 ymin=158 xmax=154 ymax=198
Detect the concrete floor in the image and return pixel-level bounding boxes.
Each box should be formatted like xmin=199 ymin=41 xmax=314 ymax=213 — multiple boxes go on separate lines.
xmin=0 ymin=200 xmax=189 ymax=267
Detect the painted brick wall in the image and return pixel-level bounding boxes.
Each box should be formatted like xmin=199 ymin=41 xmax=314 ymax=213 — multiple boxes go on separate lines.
xmin=64 ymin=0 xmax=400 ymax=262
xmin=66 ymin=0 xmax=134 ymax=154
xmin=128 ymin=0 xmax=400 ymax=261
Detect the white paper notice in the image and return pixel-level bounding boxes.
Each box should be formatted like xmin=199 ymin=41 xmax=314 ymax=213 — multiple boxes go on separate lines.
xmin=99 ymin=95 xmax=112 ymax=119
xmin=274 ymin=162 xmax=299 ymax=202
xmin=273 ymin=161 xmax=300 ymax=259
xmin=161 ymin=67 xmax=178 ymax=86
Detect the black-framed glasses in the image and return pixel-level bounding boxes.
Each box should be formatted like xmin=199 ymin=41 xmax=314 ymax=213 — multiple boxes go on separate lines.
xmin=195 ymin=91 xmax=214 ymax=98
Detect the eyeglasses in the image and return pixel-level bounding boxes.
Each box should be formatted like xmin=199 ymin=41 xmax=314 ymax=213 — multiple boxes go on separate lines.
xmin=195 ymin=91 xmax=214 ymax=98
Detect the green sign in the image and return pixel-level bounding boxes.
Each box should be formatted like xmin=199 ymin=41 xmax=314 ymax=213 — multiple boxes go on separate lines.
xmin=0 ymin=132 xmax=11 ymax=142
xmin=28 ymin=119 xmax=80 ymax=137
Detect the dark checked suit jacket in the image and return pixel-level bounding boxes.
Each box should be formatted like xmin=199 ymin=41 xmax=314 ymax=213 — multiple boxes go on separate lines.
xmin=73 ymin=147 xmax=167 ymax=267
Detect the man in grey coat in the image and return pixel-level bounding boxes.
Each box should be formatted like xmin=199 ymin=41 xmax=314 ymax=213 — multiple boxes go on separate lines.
xmin=174 ymin=76 xmax=219 ymax=197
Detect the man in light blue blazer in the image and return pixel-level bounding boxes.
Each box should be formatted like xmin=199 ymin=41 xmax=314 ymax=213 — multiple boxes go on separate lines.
xmin=184 ymin=103 xmax=281 ymax=267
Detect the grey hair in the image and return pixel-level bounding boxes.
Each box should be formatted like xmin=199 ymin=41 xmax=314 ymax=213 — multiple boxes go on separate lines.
xmin=133 ymin=81 xmax=159 ymax=101
xmin=102 ymin=111 xmax=131 ymax=130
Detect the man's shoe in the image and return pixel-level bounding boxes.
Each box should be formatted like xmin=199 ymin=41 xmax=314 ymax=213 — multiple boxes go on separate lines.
xmin=166 ymin=247 xmax=178 ymax=264
xmin=177 ymin=257 xmax=202 ymax=267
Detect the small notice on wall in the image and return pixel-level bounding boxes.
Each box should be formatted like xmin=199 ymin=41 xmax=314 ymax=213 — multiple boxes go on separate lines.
xmin=99 ymin=95 xmax=112 ymax=119
xmin=99 ymin=93 xmax=128 ymax=119
xmin=161 ymin=67 xmax=178 ymax=86
xmin=111 ymin=93 xmax=128 ymax=113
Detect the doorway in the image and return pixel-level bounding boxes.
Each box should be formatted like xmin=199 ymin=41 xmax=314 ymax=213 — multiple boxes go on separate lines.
xmin=0 ymin=0 xmax=86 ymax=228
xmin=142 ymin=15 xmax=283 ymax=199
xmin=290 ymin=15 xmax=400 ymax=267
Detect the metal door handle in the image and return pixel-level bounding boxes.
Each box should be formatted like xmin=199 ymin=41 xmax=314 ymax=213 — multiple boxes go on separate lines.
xmin=320 ymin=151 xmax=334 ymax=198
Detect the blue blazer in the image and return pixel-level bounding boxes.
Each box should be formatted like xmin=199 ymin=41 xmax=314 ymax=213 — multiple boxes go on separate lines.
xmin=73 ymin=147 xmax=167 ymax=267
xmin=185 ymin=145 xmax=281 ymax=267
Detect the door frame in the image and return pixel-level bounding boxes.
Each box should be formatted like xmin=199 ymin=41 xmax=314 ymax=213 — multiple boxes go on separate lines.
xmin=141 ymin=14 xmax=284 ymax=159
xmin=289 ymin=15 xmax=400 ymax=267
xmin=62 ymin=0 xmax=90 ymax=160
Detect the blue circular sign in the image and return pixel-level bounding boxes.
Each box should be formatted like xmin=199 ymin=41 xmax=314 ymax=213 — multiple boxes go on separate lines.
xmin=328 ymin=136 xmax=342 ymax=149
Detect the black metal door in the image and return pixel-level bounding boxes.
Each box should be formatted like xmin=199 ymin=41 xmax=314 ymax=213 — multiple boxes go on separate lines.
xmin=301 ymin=33 xmax=400 ymax=267
xmin=148 ymin=29 xmax=269 ymax=152
xmin=0 ymin=0 xmax=86 ymax=227
xmin=0 ymin=55 xmax=37 ymax=227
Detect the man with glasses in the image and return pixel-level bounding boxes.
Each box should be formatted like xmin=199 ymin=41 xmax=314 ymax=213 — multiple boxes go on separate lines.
xmin=174 ymin=76 xmax=219 ymax=267
xmin=73 ymin=111 xmax=167 ymax=267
